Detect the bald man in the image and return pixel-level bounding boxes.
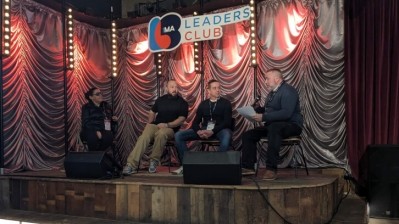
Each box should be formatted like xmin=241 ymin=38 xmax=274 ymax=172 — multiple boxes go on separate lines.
xmin=123 ymin=80 xmax=188 ymax=175
xmin=241 ymin=68 xmax=303 ymax=180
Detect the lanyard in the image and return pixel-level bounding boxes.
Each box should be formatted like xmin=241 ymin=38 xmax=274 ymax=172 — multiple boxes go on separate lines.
xmin=209 ymin=100 xmax=218 ymax=121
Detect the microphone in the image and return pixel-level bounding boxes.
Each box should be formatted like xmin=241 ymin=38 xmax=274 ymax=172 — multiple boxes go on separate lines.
xmin=251 ymin=95 xmax=261 ymax=107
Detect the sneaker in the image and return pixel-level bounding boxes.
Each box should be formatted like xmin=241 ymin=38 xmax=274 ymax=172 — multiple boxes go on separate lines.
xmin=148 ymin=160 xmax=159 ymax=173
xmin=241 ymin=168 xmax=255 ymax=176
xmin=171 ymin=166 xmax=183 ymax=175
xmin=262 ymin=169 xmax=277 ymax=180
xmin=122 ymin=164 xmax=137 ymax=175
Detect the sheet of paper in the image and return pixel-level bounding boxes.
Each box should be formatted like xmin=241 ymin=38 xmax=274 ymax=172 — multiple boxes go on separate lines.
xmin=237 ymin=106 xmax=257 ymax=122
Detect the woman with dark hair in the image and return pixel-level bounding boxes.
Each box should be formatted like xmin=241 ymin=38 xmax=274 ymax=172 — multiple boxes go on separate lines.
xmin=81 ymin=87 xmax=118 ymax=151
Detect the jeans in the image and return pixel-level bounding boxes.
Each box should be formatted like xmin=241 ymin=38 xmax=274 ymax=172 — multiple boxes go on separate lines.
xmin=241 ymin=122 xmax=302 ymax=170
xmin=174 ymin=128 xmax=232 ymax=163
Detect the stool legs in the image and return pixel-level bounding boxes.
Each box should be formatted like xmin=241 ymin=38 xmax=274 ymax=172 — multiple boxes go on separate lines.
xmin=255 ymin=142 xmax=266 ymax=177
xmin=256 ymin=141 xmax=309 ymax=178
xmin=297 ymin=144 xmax=309 ymax=175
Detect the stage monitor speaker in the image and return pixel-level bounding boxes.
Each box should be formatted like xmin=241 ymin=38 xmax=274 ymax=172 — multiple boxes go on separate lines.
xmin=367 ymin=144 xmax=399 ymax=218
xmin=64 ymin=151 xmax=114 ymax=179
xmin=183 ymin=151 xmax=241 ymax=185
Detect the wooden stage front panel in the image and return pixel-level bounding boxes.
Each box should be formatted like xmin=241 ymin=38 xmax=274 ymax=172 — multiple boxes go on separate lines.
xmin=0 ymin=170 xmax=339 ymax=224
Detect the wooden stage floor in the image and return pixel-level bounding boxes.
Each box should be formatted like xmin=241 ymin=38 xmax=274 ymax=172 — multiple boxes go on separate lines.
xmin=0 ymin=167 xmax=340 ymax=224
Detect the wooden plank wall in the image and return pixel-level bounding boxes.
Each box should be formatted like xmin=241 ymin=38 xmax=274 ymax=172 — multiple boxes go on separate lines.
xmin=0 ymin=179 xmax=10 ymax=210
xmin=7 ymin=178 xmax=338 ymax=224
xmin=9 ymin=179 xmax=117 ymax=220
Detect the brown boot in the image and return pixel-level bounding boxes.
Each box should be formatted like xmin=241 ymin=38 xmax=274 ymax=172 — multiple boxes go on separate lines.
xmin=262 ymin=169 xmax=277 ymax=180
xmin=241 ymin=168 xmax=255 ymax=176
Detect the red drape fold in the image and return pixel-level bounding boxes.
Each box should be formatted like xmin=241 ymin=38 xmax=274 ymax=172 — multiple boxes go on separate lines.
xmin=345 ymin=0 xmax=399 ymax=180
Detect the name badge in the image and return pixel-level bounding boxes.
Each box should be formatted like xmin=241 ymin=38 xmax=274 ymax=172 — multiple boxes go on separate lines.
xmin=206 ymin=121 xmax=215 ymax=130
xmin=104 ymin=119 xmax=111 ymax=131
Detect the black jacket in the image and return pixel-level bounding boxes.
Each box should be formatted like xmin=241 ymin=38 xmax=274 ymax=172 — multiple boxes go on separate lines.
xmin=81 ymin=101 xmax=117 ymax=140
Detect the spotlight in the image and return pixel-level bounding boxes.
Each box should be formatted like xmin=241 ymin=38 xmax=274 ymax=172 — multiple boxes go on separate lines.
xmin=249 ymin=0 xmax=257 ymax=67
xmin=155 ymin=52 xmax=163 ymax=76
xmin=192 ymin=12 xmax=202 ymax=73
xmin=66 ymin=8 xmax=74 ymax=69
xmin=111 ymin=21 xmax=118 ymax=77
xmin=2 ymin=0 xmax=12 ymax=56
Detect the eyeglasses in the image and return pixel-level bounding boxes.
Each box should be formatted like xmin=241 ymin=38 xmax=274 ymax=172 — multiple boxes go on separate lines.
xmin=93 ymin=92 xmax=102 ymax=96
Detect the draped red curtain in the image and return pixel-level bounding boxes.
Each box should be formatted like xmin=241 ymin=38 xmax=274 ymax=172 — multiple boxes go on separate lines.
xmin=2 ymin=0 xmax=347 ymax=173
xmin=2 ymin=0 xmax=65 ymax=171
xmin=113 ymin=24 xmax=157 ymax=163
xmin=345 ymin=0 xmax=399 ymax=180
xmin=67 ymin=22 xmax=112 ymax=152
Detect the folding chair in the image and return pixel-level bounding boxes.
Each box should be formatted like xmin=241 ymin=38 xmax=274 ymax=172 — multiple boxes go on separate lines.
xmin=164 ymin=140 xmax=178 ymax=172
xmin=255 ymin=136 xmax=309 ymax=177
xmin=198 ymin=118 xmax=236 ymax=151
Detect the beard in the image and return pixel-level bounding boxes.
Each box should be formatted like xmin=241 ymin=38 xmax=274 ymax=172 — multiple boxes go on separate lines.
xmin=167 ymin=92 xmax=178 ymax=99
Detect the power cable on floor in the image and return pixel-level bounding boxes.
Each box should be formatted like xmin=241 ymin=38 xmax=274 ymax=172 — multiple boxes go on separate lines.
xmin=251 ymin=174 xmax=351 ymax=224
xmin=251 ymin=177 xmax=294 ymax=224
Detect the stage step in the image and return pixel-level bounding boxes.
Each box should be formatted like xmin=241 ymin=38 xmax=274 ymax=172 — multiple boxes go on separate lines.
xmin=1 ymin=168 xmax=340 ymax=224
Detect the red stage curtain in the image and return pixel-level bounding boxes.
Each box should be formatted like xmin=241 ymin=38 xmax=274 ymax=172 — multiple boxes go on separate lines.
xmin=2 ymin=0 xmax=65 ymax=171
xmin=345 ymin=0 xmax=399 ymax=180
xmin=113 ymin=24 xmax=157 ymax=163
xmin=2 ymin=0 xmax=347 ymax=172
xmin=256 ymin=1 xmax=346 ymax=168
xmin=67 ymin=22 xmax=113 ymax=152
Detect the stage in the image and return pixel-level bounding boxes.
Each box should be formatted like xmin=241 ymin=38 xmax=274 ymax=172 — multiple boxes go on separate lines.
xmin=0 ymin=167 xmax=340 ymax=224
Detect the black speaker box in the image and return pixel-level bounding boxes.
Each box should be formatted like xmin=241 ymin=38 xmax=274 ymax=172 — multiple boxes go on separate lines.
xmin=64 ymin=151 xmax=114 ymax=179
xmin=367 ymin=144 xmax=399 ymax=218
xmin=183 ymin=151 xmax=241 ymax=185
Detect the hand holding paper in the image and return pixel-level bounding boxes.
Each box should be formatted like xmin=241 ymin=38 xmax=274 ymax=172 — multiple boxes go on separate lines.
xmin=236 ymin=106 xmax=257 ymax=122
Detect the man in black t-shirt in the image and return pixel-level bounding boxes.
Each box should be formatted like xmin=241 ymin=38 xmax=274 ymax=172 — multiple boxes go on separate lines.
xmin=172 ymin=79 xmax=233 ymax=175
xmin=123 ymin=80 xmax=188 ymax=175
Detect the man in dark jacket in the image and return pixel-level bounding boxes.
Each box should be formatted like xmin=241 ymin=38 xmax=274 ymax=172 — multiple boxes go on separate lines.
xmin=172 ymin=79 xmax=233 ymax=175
xmin=241 ymin=69 xmax=303 ymax=180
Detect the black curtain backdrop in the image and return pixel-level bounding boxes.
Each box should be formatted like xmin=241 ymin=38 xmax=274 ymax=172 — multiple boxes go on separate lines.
xmin=345 ymin=0 xmax=399 ymax=181
xmin=1 ymin=0 xmax=349 ymax=173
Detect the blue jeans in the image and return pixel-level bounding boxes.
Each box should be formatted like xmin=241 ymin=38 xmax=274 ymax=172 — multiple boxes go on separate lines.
xmin=174 ymin=128 xmax=232 ymax=163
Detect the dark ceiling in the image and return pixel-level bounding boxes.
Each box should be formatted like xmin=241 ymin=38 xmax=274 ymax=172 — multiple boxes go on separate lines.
xmin=63 ymin=0 xmax=219 ymax=19
xmin=65 ymin=0 xmax=122 ymax=19
xmin=36 ymin=0 xmax=247 ymax=28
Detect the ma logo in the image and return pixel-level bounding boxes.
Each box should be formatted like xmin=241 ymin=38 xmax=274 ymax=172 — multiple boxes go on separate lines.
xmin=148 ymin=13 xmax=182 ymax=52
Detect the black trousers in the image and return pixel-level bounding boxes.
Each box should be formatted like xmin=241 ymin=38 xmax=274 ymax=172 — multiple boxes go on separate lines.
xmin=241 ymin=122 xmax=302 ymax=170
xmin=85 ymin=130 xmax=113 ymax=151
